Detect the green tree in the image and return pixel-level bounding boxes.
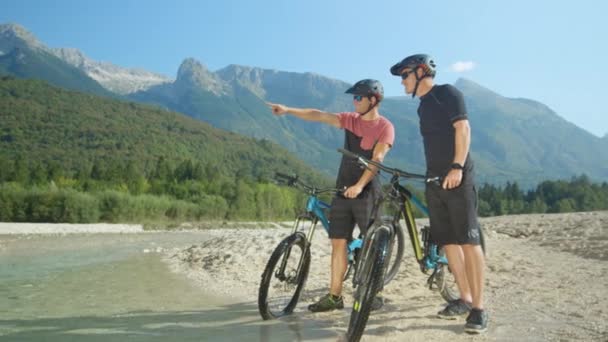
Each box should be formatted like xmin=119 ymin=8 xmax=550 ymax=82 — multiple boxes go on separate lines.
xmin=229 ymin=180 xmax=257 ymax=219
xmin=0 ymin=156 xmax=13 ymax=182
xmin=13 ymin=157 xmax=29 ymax=184
xmin=554 ymin=198 xmax=576 ymax=213
xmin=152 ymin=156 xmax=173 ymax=181
xmin=29 ymin=162 xmax=47 ymax=185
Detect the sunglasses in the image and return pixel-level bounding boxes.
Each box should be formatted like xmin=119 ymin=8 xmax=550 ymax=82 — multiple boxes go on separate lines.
xmin=353 ymin=95 xmax=364 ymax=102
xmin=401 ymin=69 xmax=416 ymax=80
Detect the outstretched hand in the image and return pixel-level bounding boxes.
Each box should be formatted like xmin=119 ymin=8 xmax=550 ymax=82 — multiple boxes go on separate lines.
xmin=266 ymin=102 xmax=288 ymax=116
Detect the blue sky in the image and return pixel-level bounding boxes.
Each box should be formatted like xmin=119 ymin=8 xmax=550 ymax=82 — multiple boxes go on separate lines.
xmin=2 ymin=0 xmax=607 ymax=137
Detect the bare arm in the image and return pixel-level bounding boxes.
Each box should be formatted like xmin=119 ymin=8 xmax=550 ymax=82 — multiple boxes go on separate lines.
xmin=453 ymin=119 xmax=470 ymax=166
xmin=343 ymin=142 xmax=392 ymax=198
xmin=443 ymin=119 xmax=470 ymax=189
xmin=266 ymin=102 xmax=341 ymax=128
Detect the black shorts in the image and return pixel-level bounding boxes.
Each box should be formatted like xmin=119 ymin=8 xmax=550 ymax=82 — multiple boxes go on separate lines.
xmin=328 ymin=192 xmax=378 ymax=240
xmin=425 ymin=182 xmax=481 ymax=246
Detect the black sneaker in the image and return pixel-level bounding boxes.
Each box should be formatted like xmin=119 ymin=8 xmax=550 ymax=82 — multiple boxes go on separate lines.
xmin=465 ymin=308 xmax=488 ymax=334
xmin=308 ymin=293 xmax=344 ymax=312
xmin=437 ymin=299 xmax=472 ymax=320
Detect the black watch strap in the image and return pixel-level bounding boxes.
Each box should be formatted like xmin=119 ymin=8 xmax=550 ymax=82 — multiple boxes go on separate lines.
xmin=451 ymin=162 xmax=464 ymax=170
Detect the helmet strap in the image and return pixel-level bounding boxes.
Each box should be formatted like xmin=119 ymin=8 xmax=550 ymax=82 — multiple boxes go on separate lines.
xmin=412 ymin=81 xmax=420 ymax=98
xmin=412 ymin=66 xmax=430 ymax=98
xmin=359 ymin=96 xmax=379 ymax=116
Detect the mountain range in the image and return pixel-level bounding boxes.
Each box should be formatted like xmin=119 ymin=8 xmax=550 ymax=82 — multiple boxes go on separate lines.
xmin=1 ymin=23 xmax=607 ymax=188
xmin=0 ymin=76 xmax=327 ymax=185
xmin=0 ymin=24 xmax=170 ymax=95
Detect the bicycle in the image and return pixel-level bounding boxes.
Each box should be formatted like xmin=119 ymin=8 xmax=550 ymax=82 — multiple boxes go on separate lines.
xmin=257 ymin=172 xmax=405 ymax=320
xmin=338 ymin=148 xmax=486 ymax=342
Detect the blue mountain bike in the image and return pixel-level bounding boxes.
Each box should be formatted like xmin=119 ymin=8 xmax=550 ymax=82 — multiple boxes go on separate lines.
xmin=257 ymin=172 xmax=405 ymax=320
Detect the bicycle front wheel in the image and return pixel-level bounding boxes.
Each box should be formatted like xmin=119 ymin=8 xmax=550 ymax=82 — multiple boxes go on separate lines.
xmin=383 ymin=221 xmax=404 ymax=285
xmin=347 ymin=226 xmax=390 ymax=342
xmin=258 ymin=232 xmax=311 ymax=320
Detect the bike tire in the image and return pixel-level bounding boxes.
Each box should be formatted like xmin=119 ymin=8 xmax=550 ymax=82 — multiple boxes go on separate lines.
xmin=434 ymin=227 xmax=487 ymax=303
xmin=434 ymin=246 xmax=460 ymax=303
xmin=258 ymin=232 xmax=311 ymax=320
xmin=343 ymin=237 xmax=361 ymax=282
xmin=383 ymin=221 xmax=404 ymax=285
xmin=346 ymin=227 xmax=390 ymax=342
xmin=343 ymin=258 xmax=354 ymax=282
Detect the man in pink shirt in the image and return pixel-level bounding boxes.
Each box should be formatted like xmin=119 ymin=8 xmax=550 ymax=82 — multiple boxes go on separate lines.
xmin=267 ymin=79 xmax=395 ymax=312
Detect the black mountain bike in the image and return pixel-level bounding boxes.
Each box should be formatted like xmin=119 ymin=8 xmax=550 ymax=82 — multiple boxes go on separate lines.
xmin=339 ymin=148 xmax=485 ymax=342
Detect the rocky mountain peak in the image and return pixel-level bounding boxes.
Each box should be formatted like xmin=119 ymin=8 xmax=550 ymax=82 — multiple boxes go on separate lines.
xmin=176 ymin=58 xmax=227 ymax=95
xmin=0 ymin=23 xmax=46 ymax=52
xmin=216 ymin=64 xmax=269 ymax=97
xmin=177 ymin=58 xmax=209 ymax=79
xmin=454 ymin=77 xmax=500 ymax=98
xmin=51 ymin=47 xmax=88 ymax=67
xmin=51 ymin=47 xmax=171 ymax=95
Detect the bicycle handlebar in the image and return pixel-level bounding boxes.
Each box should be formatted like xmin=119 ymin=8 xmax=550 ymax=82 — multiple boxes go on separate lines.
xmin=337 ymin=148 xmax=441 ymax=185
xmin=274 ymin=172 xmax=341 ymax=195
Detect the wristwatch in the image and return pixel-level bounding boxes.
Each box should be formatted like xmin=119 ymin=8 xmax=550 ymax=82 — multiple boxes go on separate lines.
xmin=450 ymin=162 xmax=464 ymax=170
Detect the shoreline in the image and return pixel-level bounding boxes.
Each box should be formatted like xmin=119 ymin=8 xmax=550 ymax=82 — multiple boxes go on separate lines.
xmin=0 ymin=210 xmax=606 ymax=235
xmin=0 ymin=222 xmax=144 ymax=234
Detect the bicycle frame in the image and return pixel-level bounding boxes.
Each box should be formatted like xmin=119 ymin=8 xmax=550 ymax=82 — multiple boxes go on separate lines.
xmin=391 ymin=181 xmax=449 ymax=271
xmin=292 ymin=194 xmax=363 ymax=259
xmin=288 ymin=195 xmax=329 ymax=248
xmin=276 ymin=173 xmax=363 ymax=280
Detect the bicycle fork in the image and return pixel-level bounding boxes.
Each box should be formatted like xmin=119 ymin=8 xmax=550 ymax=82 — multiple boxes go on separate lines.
xmin=275 ymin=216 xmax=319 ymax=284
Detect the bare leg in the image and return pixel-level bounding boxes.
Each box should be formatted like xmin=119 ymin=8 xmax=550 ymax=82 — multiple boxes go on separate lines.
xmin=462 ymin=244 xmax=485 ymax=309
xmin=329 ymin=238 xmax=348 ymax=296
xmin=444 ymin=244 xmax=472 ymax=303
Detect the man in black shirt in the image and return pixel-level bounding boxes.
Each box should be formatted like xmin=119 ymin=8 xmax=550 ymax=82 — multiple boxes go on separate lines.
xmin=390 ymin=54 xmax=488 ymax=334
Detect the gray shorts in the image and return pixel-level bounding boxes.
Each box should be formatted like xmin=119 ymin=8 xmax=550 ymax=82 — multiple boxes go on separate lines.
xmin=425 ymin=182 xmax=482 ymax=246
xmin=328 ymin=193 xmax=378 ymax=240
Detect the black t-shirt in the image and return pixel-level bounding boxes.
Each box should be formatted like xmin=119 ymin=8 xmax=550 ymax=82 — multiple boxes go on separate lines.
xmin=417 ymin=84 xmax=473 ymax=177
xmin=336 ymin=130 xmax=381 ymax=197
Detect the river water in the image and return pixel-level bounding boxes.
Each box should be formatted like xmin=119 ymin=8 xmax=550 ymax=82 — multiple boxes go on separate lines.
xmin=0 ymin=232 xmax=338 ymax=341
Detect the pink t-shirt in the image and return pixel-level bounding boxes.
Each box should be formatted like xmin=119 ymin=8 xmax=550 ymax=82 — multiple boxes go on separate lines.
xmin=338 ymin=112 xmax=395 ymax=151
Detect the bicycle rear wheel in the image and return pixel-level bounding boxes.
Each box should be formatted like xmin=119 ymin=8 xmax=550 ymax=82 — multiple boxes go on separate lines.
xmin=343 ymin=253 xmax=355 ymax=282
xmin=434 ymin=246 xmax=459 ymax=303
xmin=258 ymin=232 xmax=311 ymax=320
xmin=346 ymin=226 xmax=390 ymax=342
xmin=434 ymin=227 xmax=487 ymax=303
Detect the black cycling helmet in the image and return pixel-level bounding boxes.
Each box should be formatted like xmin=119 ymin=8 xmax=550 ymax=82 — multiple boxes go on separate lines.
xmin=345 ymin=79 xmax=384 ymax=116
xmin=390 ymin=54 xmax=436 ymax=98
xmin=345 ymin=79 xmax=384 ymax=102
xmin=390 ymin=54 xmax=436 ymax=78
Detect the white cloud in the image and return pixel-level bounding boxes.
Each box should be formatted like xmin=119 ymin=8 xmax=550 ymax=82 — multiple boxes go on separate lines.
xmin=450 ymin=61 xmax=476 ymax=73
